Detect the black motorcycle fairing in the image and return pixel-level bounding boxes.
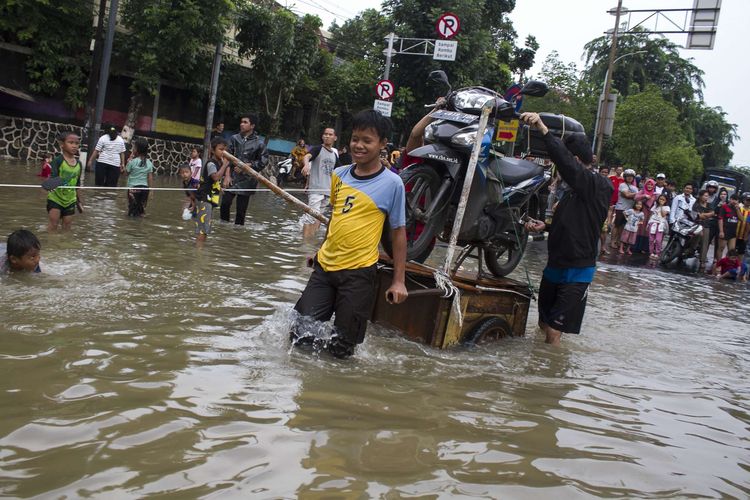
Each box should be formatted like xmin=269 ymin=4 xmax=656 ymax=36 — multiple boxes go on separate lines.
xmin=489 ymin=157 xmax=544 ymax=185
xmin=408 ymin=143 xmax=463 ymax=178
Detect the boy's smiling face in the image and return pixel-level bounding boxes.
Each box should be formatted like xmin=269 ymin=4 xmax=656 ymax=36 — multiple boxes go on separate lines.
xmin=350 ymin=127 xmax=386 ymax=167
xmin=9 ymin=248 xmax=40 ymax=272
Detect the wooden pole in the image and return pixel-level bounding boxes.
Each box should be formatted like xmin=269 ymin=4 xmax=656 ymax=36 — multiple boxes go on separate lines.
xmin=222 ymin=151 xmax=329 ymax=225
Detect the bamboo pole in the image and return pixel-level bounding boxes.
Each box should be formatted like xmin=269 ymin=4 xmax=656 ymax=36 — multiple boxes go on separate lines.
xmin=222 ymin=151 xmax=329 ymax=225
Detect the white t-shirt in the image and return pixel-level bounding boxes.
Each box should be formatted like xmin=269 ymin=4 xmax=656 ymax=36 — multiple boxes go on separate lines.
xmin=95 ymin=134 xmax=126 ymax=167
xmin=189 ymin=158 xmax=202 ymax=181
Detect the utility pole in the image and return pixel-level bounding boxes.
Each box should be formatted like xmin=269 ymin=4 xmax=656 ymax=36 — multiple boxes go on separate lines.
xmin=203 ymin=40 xmax=224 ymax=164
xmin=595 ymin=0 xmax=623 ymax=161
xmin=383 ymin=32 xmax=395 ymax=80
xmin=84 ymin=0 xmax=108 ymax=166
xmin=92 ymin=0 xmax=119 ymax=159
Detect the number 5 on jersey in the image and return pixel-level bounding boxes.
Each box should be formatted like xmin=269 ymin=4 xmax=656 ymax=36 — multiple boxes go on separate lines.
xmin=342 ymin=195 xmax=356 ymax=214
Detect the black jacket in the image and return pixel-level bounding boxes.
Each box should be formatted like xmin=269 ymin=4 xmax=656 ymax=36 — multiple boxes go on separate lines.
xmin=544 ymin=132 xmax=613 ymax=269
xmin=228 ymin=132 xmax=269 ymax=191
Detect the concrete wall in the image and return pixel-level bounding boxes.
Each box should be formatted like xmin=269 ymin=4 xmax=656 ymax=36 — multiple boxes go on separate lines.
xmin=0 ymin=114 xmax=199 ymax=176
xmin=0 ymin=114 xmax=286 ymax=178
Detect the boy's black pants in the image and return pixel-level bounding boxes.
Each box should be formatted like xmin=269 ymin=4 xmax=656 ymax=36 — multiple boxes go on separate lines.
xmin=293 ymin=260 xmax=378 ymax=345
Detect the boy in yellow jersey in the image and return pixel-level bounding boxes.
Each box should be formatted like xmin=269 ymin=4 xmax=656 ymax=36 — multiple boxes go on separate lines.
xmin=291 ymin=110 xmax=408 ymax=358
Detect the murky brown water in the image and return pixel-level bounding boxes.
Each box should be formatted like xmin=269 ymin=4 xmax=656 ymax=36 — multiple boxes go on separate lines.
xmin=1 ymin=159 xmax=749 ymax=498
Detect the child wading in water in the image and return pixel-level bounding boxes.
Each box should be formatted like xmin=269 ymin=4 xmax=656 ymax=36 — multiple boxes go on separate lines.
xmin=178 ymin=163 xmax=199 ymax=220
xmin=195 ymin=137 xmax=230 ymax=243
xmin=290 ymin=109 xmax=408 ymax=359
xmin=124 ymin=138 xmax=154 ymax=217
xmin=46 ymin=131 xmax=83 ymax=231
xmin=1 ymin=229 xmax=42 ymax=274
xmin=189 ymin=146 xmax=203 ymax=181
xmin=648 ymin=194 xmax=670 ymax=258
xmin=620 ymin=200 xmax=644 ymax=255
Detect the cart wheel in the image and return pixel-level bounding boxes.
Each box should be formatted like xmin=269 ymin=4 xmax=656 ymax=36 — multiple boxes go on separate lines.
xmin=462 ymin=317 xmax=513 ymax=346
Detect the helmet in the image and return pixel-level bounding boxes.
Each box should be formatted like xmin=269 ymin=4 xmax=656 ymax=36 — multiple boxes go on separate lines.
xmin=706 ymin=180 xmax=719 ymax=188
xmin=623 ymin=169 xmax=636 ymax=177
xmin=743 ymin=192 xmax=750 ymax=200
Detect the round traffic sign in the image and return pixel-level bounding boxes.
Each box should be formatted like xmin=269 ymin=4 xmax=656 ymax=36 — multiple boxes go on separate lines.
xmin=376 ymin=79 xmax=395 ymax=100
xmin=436 ymin=12 xmax=460 ymax=39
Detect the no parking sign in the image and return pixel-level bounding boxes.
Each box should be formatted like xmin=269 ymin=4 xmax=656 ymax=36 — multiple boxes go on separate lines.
xmin=376 ymin=79 xmax=395 ymax=101
xmin=436 ymin=13 xmax=460 ymax=39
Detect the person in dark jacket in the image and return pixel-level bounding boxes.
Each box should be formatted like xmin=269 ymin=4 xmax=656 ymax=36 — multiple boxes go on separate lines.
xmin=520 ymin=112 xmax=613 ymax=345
xmin=221 ymin=113 xmax=269 ymax=225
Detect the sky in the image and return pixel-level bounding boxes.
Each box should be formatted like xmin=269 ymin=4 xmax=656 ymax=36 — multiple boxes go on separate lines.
xmin=287 ymin=0 xmax=749 ymax=167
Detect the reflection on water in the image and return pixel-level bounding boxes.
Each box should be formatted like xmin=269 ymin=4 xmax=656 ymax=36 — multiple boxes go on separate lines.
xmin=0 ymin=161 xmax=748 ymax=497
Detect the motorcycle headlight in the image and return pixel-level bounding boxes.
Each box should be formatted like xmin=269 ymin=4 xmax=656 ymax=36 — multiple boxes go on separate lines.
xmin=453 ymin=89 xmax=493 ymax=113
xmin=450 ymin=125 xmax=479 ymax=147
xmin=424 ymin=121 xmax=440 ymax=142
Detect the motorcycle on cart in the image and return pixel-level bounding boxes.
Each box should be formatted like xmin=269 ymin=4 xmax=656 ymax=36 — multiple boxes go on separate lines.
xmin=382 ymin=70 xmax=587 ymax=278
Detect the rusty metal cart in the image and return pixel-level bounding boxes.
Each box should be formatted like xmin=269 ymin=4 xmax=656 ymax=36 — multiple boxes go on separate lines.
xmin=371 ymin=259 xmax=532 ymax=348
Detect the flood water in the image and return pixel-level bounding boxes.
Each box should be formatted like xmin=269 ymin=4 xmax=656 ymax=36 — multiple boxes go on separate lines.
xmin=1 ymin=160 xmax=749 ymax=498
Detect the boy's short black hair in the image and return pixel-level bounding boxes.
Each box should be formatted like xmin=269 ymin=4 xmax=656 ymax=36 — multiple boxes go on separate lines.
xmin=7 ymin=229 xmax=41 ymax=258
xmin=57 ymin=130 xmax=79 ymax=142
xmin=730 ymin=193 xmax=739 ymax=200
xmin=210 ymin=136 xmax=229 ymax=149
xmin=697 ymin=189 xmax=708 ymax=198
xmin=563 ymin=133 xmax=593 ymax=165
xmin=239 ymin=113 xmax=258 ymax=126
xmin=352 ymin=109 xmax=392 ymax=141
xmin=177 ymin=162 xmax=191 ymax=171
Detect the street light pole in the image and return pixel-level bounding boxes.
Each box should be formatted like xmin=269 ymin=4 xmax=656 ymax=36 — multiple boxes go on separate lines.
xmin=595 ymin=0 xmax=624 ymax=161
xmin=591 ymin=50 xmax=646 ymax=154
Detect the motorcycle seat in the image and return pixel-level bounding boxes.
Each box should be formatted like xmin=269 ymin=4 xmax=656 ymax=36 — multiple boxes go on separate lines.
xmin=489 ymin=157 xmax=544 ymax=185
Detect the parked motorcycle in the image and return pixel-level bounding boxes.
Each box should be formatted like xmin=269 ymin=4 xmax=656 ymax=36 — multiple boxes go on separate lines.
xmin=382 ymin=71 xmax=552 ymax=277
xmin=660 ymin=216 xmax=704 ymax=267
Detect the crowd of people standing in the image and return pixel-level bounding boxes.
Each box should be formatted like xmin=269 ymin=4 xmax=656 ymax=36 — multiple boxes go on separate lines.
xmin=597 ymin=165 xmax=750 ymax=280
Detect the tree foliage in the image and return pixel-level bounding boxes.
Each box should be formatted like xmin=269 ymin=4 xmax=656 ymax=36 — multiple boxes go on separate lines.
xmin=235 ymin=4 xmax=323 ymax=135
xmin=612 ymin=86 xmax=702 ymax=184
xmin=0 ymin=0 xmax=92 ymax=107
xmin=583 ymin=30 xmax=705 ymax=115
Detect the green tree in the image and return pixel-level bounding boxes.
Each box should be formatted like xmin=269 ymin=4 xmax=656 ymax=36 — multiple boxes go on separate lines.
xmin=684 ymin=102 xmax=738 ymax=168
xmin=613 ymin=86 xmax=701 ymax=183
xmin=523 ymin=51 xmax=597 ymax=135
xmin=583 ymin=29 xmax=705 ymax=115
xmin=0 ymin=0 xmax=92 ymax=107
xmin=235 ymin=5 xmax=323 ymax=135
xmin=117 ymin=0 xmax=233 ymax=133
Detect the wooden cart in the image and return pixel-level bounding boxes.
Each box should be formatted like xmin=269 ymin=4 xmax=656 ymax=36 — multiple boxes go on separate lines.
xmin=371 ymin=259 xmax=532 ymax=348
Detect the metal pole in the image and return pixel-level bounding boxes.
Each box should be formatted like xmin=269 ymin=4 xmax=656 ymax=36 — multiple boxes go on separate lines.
xmin=93 ymin=0 xmax=119 ymax=148
xmin=203 ymin=40 xmax=223 ymax=164
xmin=383 ymin=32 xmax=395 ymax=80
xmin=595 ymin=0 xmax=623 ymax=161
xmin=84 ymin=0 xmax=108 ymax=167
xmin=591 ymin=68 xmax=608 ymax=153
xmin=442 ymin=102 xmax=493 ymax=276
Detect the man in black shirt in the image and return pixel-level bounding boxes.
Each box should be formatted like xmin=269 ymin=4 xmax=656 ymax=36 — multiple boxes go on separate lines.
xmin=520 ymin=112 xmax=613 ymax=345
xmin=221 ymin=113 xmax=268 ymax=225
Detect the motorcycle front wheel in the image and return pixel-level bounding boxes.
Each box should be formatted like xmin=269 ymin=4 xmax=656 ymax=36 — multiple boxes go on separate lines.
xmin=382 ymin=164 xmax=448 ymax=263
xmin=659 ymin=238 xmax=683 ymax=267
xmin=484 ymin=225 xmax=529 ymax=277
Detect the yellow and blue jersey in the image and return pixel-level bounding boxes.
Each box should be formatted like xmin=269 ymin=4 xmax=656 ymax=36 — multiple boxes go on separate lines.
xmin=317 ymin=165 xmax=406 ymax=272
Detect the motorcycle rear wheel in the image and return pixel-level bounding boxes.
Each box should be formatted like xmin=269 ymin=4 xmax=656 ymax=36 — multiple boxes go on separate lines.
xmin=484 ymin=225 xmax=529 ymax=277
xmin=382 ymin=165 xmax=447 ymax=263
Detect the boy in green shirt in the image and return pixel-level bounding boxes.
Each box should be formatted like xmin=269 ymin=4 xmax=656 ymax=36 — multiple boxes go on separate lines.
xmin=46 ymin=131 xmax=83 ymax=231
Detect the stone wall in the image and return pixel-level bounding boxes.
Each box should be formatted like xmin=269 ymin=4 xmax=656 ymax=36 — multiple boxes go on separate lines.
xmin=0 ymin=114 xmax=286 ymax=178
xmin=0 ymin=115 xmax=200 ymax=176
